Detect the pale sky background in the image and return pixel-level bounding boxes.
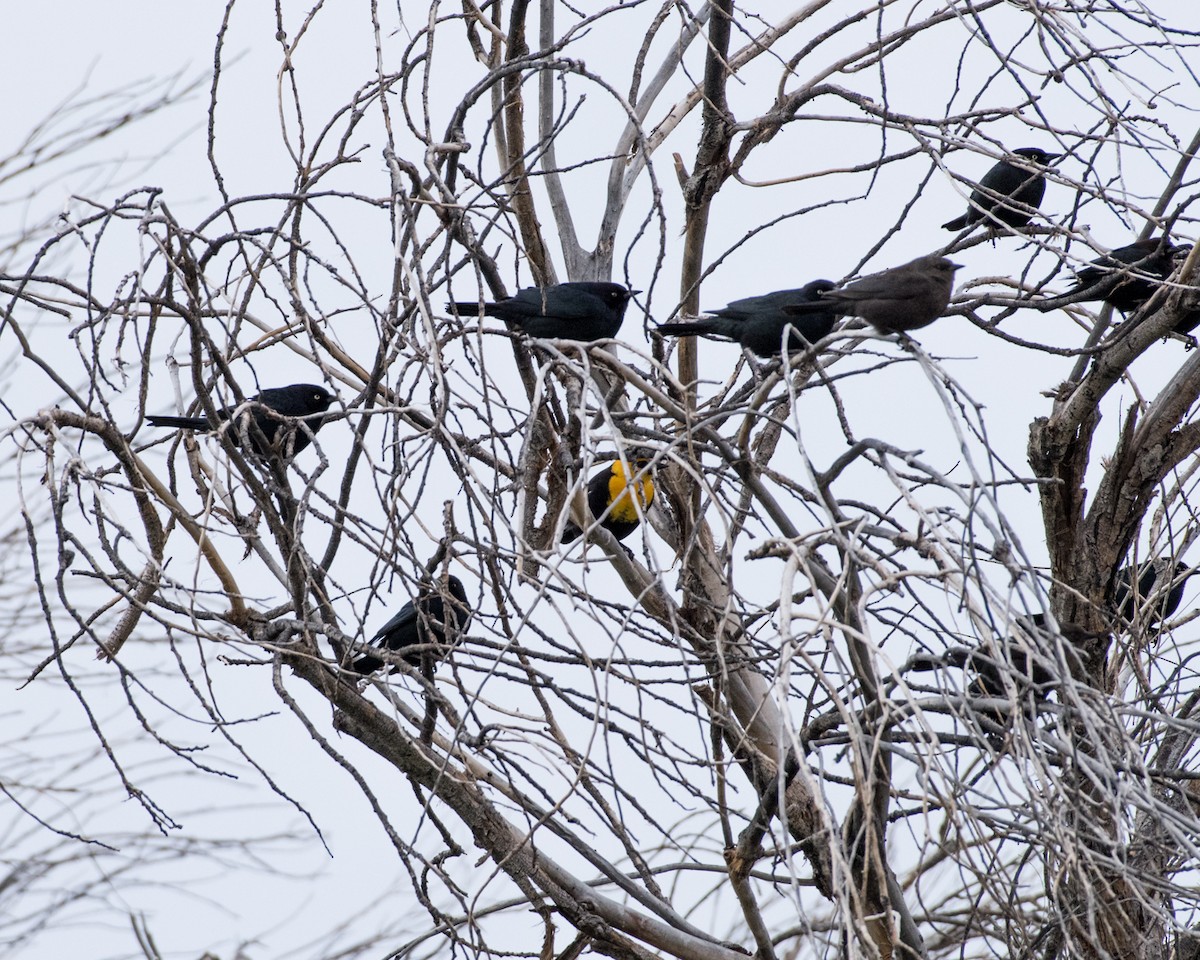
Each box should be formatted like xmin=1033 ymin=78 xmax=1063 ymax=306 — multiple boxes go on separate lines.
xmin=4 ymin=2 xmax=1200 ymax=958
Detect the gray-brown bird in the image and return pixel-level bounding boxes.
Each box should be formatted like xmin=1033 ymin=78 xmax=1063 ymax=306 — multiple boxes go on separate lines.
xmin=784 ymin=255 xmax=962 ymax=334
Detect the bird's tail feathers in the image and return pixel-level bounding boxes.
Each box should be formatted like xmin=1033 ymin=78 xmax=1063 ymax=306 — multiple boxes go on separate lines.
xmin=448 ymin=301 xmax=490 ymax=316
xmin=351 ymin=654 xmax=384 ymax=675
xmin=657 ymin=321 xmax=714 ymax=336
xmin=560 ymin=522 xmax=583 ymax=544
xmin=146 ymin=415 xmax=209 ymax=430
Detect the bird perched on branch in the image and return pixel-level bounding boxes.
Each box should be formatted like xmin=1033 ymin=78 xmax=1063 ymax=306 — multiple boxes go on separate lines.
xmin=352 ymin=575 xmax=472 ymax=675
xmin=784 ymin=255 xmax=961 ymax=334
xmin=656 ymin=280 xmax=838 ymax=357
xmin=562 ymin=457 xmax=655 ymax=545
xmin=448 ymin=281 xmax=636 ymax=341
xmin=902 ymin=633 xmax=1065 ymax=753
xmin=1114 ymin=560 xmax=1193 ymax=629
xmin=1064 ymin=238 xmax=1188 ymax=313
xmin=146 ymin=383 xmax=336 ymax=457
xmin=908 ymin=637 xmax=1057 ymax=710
xmin=941 ymin=146 xmax=1059 ymax=232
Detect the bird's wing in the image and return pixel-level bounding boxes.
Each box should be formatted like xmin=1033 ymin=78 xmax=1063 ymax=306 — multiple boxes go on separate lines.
xmin=508 ymin=287 xmax=602 ymax=320
xmin=369 ymin=601 xmax=419 ymax=648
xmin=586 ymin=466 xmax=617 ymax=519
xmin=718 ymin=288 xmax=814 ymax=316
xmin=834 ymin=273 xmax=929 ymax=304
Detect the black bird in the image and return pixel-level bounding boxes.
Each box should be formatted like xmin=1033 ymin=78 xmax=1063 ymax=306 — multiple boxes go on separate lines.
xmin=352 ymin=575 xmax=472 ymax=675
xmin=562 ymin=458 xmax=655 ymax=544
xmin=1171 ymin=308 xmax=1200 ymax=340
xmin=146 ymin=383 xmax=336 ymax=456
xmin=448 ymin=281 xmax=636 ymax=341
xmin=908 ymin=639 xmax=1057 ymax=704
xmin=965 ymin=630 xmax=1078 ymax=749
xmin=1114 ymin=560 xmax=1192 ymax=627
xmin=784 ymin=255 xmax=961 ymax=334
xmin=906 ymin=632 xmax=1062 ymax=749
xmin=1065 ymin=238 xmax=1187 ymax=313
xmin=656 ymin=280 xmax=838 ymax=357
xmin=941 ymin=146 xmax=1060 ymax=232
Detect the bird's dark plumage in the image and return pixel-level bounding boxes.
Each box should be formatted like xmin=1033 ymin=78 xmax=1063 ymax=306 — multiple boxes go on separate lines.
xmin=146 ymin=383 xmax=336 ymax=456
xmin=966 ymin=637 xmax=1060 ymax=749
xmin=964 ymin=640 xmax=1057 ymax=700
xmin=656 ymin=280 xmax=838 ymax=357
xmin=908 ymin=638 xmax=1057 ymax=701
xmin=1114 ymin=561 xmax=1192 ymax=627
xmin=562 ymin=459 xmax=654 ymax=544
xmin=1171 ymin=309 xmax=1200 ymax=339
xmin=941 ymin=147 xmax=1059 ymax=232
xmin=449 ymin=282 xmax=635 ymax=341
xmin=907 ymin=629 xmax=1063 ymax=749
xmin=352 ymin=575 xmax=472 ymax=675
xmin=784 ymin=255 xmax=961 ymax=334
xmin=1066 ymin=238 xmax=1187 ymax=313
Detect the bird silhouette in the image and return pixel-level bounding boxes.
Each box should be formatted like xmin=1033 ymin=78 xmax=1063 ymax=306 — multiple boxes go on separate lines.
xmin=942 ymin=146 xmax=1059 ymax=232
xmin=904 ymin=618 xmax=1092 ymax=750
xmin=1065 ymin=238 xmax=1187 ymax=313
xmin=352 ymin=576 xmax=472 ymax=675
xmin=1113 ymin=560 xmax=1192 ymax=628
xmin=449 ymin=282 xmax=636 ymax=341
xmin=146 ymin=383 xmax=336 ymax=457
xmin=656 ymin=280 xmax=838 ymax=357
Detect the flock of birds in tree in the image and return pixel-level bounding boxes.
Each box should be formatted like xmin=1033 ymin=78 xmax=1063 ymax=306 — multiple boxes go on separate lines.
xmin=141 ymin=145 xmax=1197 ymax=751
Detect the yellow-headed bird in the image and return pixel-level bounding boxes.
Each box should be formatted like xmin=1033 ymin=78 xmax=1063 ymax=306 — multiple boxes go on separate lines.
xmin=562 ymin=458 xmax=654 ymax=544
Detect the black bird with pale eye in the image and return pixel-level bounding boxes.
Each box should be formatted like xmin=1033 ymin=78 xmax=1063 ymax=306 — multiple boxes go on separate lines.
xmin=562 ymin=457 xmax=655 ymax=544
xmin=784 ymin=255 xmax=961 ymax=334
xmin=352 ymin=575 xmax=472 ymax=675
xmin=448 ymin=281 xmax=636 ymax=341
xmin=145 ymin=383 xmax=336 ymax=457
xmin=941 ymin=146 xmax=1060 ymax=232
xmin=1065 ymin=238 xmax=1189 ymax=313
xmin=1114 ymin=560 xmax=1193 ymax=628
xmin=656 ymin=280 xmax=838 ymax=357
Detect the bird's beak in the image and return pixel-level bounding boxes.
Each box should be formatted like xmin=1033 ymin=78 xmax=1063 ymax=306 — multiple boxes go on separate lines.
xmin=950 ymin=262 xmax=965 ymax=270
xmin=630 ymin=289 xmax=643 ymax=296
